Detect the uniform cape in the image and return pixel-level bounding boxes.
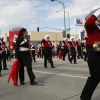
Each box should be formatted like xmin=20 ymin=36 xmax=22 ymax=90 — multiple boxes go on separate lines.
xmin=8 ymin=60 xmax=20 ymax=86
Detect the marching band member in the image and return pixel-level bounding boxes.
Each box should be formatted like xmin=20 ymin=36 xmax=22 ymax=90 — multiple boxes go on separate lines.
xmin=56 ymin=41 xmax=62 ymax=56
xmin=83 ymin=36 xmax=90 ymax=61
xmin=31 ymin=43 xmax=36 ymax=62
xmin=52 ymin=41 xmax=55 ymax=58
xmin=1 ymin=36 xmax=8 ymax=70
xmin=38 ymin=43 xmax=42 ymax=58
xmin=41 ymin=43 xmax=45 ymax=59
xmin=10 ymin=35 xmax=18 ymax=50
xmin=42 ymin=35 xmax=55 ymax=68
xmin=6 ymin=43 xmax=11 ymax=61
xmin=76 ymin=39 xmax=83 ymax=59
xmin=15 ymin=28 xmax=37 ymax=85
xmin=80 ymin=8 xmax=100 ymax=100
xmin=68 ymin=37 xmax=77 ymax=64
xmin=62 ymin=38 xmax=69 ymax=61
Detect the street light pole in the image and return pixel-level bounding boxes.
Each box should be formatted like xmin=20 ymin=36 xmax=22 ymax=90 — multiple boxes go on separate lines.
xmin=0 ymin=29 xmax=1 ymax=35
xmin=67 ymin=12 xmax=70 ymax=34
xmin=63 ymin=2 xmax=66 ymax=36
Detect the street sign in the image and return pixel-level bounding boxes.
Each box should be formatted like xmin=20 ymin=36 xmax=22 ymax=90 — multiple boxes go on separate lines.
xmin=67 ymin=28 xmax=71 ymax=31
xmin=74 ymin=18 xmax=85 ymax=26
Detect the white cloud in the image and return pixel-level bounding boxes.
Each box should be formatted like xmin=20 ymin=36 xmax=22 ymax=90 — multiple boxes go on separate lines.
xmin=46 ymin=0 xmax=100 ymax=20
xmin=0 ymin=0 xmax=100 ymax=33
xmin=0 ymin=0 xmax=40 ymax=30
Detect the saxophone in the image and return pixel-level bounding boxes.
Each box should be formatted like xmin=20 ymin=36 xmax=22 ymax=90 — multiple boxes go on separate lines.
xmin=93 ymin=41 xmax=100 ymax=52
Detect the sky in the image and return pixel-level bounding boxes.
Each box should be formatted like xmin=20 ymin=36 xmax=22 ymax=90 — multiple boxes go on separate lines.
xmin=0 ymin=0 xmax=100 ymax=35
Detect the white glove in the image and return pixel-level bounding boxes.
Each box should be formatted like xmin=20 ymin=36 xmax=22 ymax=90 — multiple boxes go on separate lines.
xmin=93 ymin=9 xmax=100 ymax=17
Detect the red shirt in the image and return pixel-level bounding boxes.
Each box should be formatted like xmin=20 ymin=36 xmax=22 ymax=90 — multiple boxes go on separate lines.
xmin=85 ymin=15 xmax=100 ymax=45
xmin=68 ymin=41 xmax=76 ymax=48
xmin=42 ymin=38 xmax=52 ymax=48
xmin=76 ymin=41 xmax=81 ymax=47
xmin=62 ymin=40 xmax=69 ymax=48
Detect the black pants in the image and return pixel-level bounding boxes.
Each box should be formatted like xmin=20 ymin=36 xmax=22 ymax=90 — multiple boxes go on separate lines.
xmin=62 ymin=47 xmax=68 ymax=60
xmin=42 ymin=50 xmax=44 ymax=59
xmin=39 ymin=50 xmax=41 ymax=58
xmin=84 ymin=44 xmax=92 ymax=61
xmin=68 ymin=48 xmax=70 ymax=61
xmin=57 ymin=48 xmax=60 ymax=56
xmin=2 ymin=51 xmax=7 ymax=69
xmin=19 ymin=63 xmax=36 ymax=82
xmin=7 ymin=51 xmax=11 ymax=61
xmin=77 ymin=46 xmax=83 ymax=59
xmin=44 ymin=48 xmax=53 ymax=67
xmin=70 ymin=48 xmax=76 ymax=63
xmin=0 ymin=54 xmax=2 ymax=73
xmin=32 ymin=50 xmax=36 ymax=62
xmin=80 ymin=48 xmax=100 ymax=100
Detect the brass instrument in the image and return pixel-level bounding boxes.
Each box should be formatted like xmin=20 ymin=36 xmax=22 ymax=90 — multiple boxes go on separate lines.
xmin=2 ymin=45 xmax=5 ymax=51
xmin=93 ymin=41 xmax=100 ymax=52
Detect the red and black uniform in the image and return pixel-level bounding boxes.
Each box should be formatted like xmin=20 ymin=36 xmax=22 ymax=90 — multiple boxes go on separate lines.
xmin=42 ymin=38 xmax=54 ymax=68
xmin=68 ymin=41 xmax=77 ymax=64
xmin=62 ymin=40 xmax=69 ymax=61
xmin=38 ymin=45 xmax=42 ymax=58
xmin=52 ymin=43 xmax=55 ymax=58
xmin=83 ymin=37 xmax=90 ymax=61
xmin=56 ymin=42 xmax=61 ymax=56
xmin=80 ymin=15 xmax=100 ymax=100
xmin=10 ymin=40 xmax=16 ymax=58
xmin=6 ymin=45 xmax=11 ymax=61
xmin=31 ymin=45 xmax=36 ymax=62
xmin=41 ymin=44 xmax=45 ymax=59
xmin=1 ymin=41 xmax=8 ymax=70
xmin=76 ymin=41 xmax=83 ymax=59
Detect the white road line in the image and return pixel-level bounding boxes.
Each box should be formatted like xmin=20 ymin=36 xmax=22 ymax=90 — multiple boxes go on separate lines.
xmin=34 ymin=71 xmax=88 ymax=79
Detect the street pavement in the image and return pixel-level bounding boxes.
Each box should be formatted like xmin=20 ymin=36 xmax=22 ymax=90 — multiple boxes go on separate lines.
xmin=0 ymin=57 xmax=100 ymax=100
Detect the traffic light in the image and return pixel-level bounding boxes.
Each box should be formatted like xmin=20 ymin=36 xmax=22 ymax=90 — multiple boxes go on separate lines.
xmin=37 ymin=27 xmax=39 ymax=32
xmin=62 ymin=30 xmax=66 ymax=38
xmin=67 ymin=34 xmax=70 ymax=38
xmin=81 ymin=30 xmax=85 ymax=40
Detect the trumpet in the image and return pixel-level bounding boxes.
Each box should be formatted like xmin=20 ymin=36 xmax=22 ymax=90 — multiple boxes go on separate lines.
xmin=93 ymin=41 xmax=100 ymax=52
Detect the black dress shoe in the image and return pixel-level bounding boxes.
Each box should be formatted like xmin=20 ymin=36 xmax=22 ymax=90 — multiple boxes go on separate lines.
xmin=20 ymin=82 xmax=25 ymax=85
xmin=30 ymin=81 xmax=38 ymax=85
xmin=69 ymin=60 xmax=72 ymax=64
xmin=0 ymin=74 xmax=2 ymax=77
xmin=74 ymin=63 xmax=77 ymax=64
xmin=44 ymin=66 xmax=48 ymax=68
xmin=51 ymin=66 xmax=55 ymax=68
xmin=3 ymin=68 xmax=9 ymax=70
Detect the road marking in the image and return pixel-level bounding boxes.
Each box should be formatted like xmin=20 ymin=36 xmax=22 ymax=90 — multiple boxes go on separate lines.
xmin=34 ymin=71 xmax=88 ymax=79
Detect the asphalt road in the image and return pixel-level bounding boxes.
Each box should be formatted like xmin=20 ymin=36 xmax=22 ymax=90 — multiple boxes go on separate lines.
xmin=0 ymin=57 xmax=100 ymax=100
